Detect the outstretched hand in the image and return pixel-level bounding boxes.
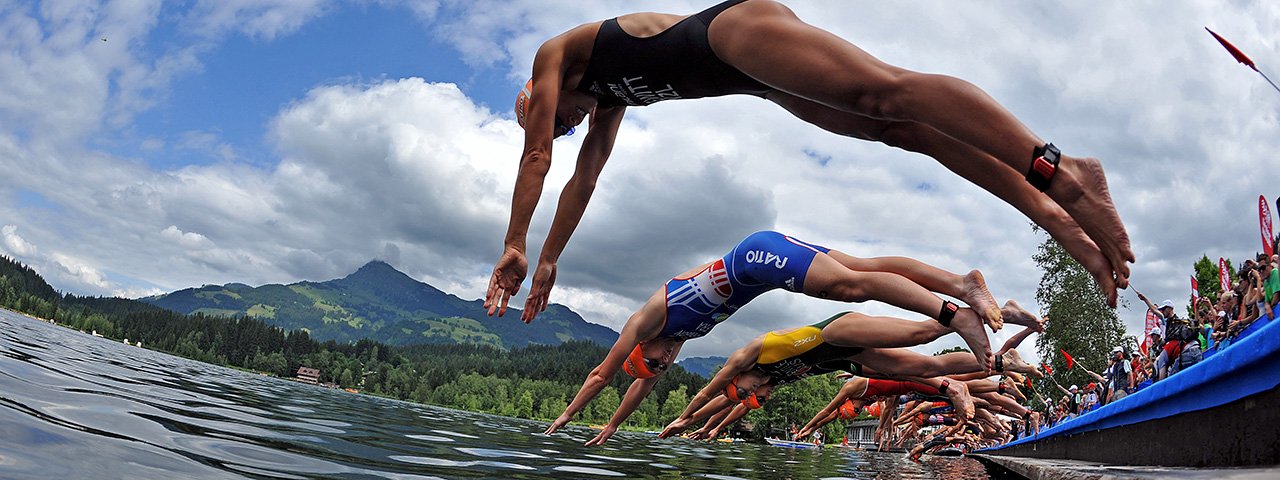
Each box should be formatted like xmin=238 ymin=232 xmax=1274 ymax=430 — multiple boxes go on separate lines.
xmin=486 ymin=248 xmax=528 ymax=317
xmin=543 ymin=414 xmax=570 ymax=435
xmin=584 ymin=425 xmax=616 ymax=446
xmin=521 ymin=260 xmax=557 ymax=323
xmin=659 ymin=418 xmax=692 ymax=439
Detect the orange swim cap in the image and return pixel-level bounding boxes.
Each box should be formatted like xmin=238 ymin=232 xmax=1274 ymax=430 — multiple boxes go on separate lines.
xmin=743 ymin=392 xmax=765 ymax=410
xmin=514 ymin=78 xmax=574 ymax=137
xmin=514 ymin=79 xmax=533 ymax=128
xmin=622 ymin=344 xmax=659 ymax=379
xmin=724 ymin=376 xmax=746 ymax=403
xmin=838 ymin=400 xmax=859 ymax=419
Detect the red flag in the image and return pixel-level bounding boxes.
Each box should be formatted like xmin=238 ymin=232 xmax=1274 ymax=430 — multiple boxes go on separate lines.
xmin=1262 ymin=195 xmax=1275 ymax=257
xmin=1041 ymin=363 xmax=1054 ymax=375
xmin=1024 ymin=376 xmax=1034 ymax=389
xmin=1060 ymin=349 xmax=1075 ymax=370
xmin=1219 ymin=257 xmax=1231 ymax=292
xmin=1206 ymin=28 xmax=1257 ymax=70
xmin=1191 ymin=276 xmax=1200 ymax=301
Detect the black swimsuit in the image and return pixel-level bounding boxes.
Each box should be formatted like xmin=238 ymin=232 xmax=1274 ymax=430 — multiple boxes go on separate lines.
xmin=575 ymin=0 xmax=773 ymax=108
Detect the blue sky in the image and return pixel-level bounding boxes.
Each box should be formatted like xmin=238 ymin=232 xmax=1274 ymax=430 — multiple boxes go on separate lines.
xmin=1 ymin=1 xmax=1278 ymax=361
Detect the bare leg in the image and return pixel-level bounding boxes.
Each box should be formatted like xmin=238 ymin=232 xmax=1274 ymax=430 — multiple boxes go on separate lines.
xmin=822 ymin=311 xmax=992 ymax=371
xmin=827 ymin=250 xmax=1003 ymax=331
xmin=766 ymin=89 xmax=1124 ymax=307
xmin=855 ymin=349 xmax=987 ymax=380
xmin=711 ymin=2 xmax=1134 ymax=295
xmin=803 ymin=254 xmax=962 ymax=324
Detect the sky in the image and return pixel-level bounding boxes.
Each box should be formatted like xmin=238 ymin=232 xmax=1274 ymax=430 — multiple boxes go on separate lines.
xmin=1 ymin=0 xmax=1278 ymax=363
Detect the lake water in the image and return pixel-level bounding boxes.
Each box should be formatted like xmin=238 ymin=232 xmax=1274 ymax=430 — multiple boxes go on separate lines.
xmin=0 ymin=309 xmax=997 ymax=479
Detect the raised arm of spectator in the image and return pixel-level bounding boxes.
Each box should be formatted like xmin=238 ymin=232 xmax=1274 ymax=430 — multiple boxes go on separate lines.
xmin=1134 ymin=290 xmax=1167 ymax=320
xmin=1080 ymin=367 xmax=1105 ymax=384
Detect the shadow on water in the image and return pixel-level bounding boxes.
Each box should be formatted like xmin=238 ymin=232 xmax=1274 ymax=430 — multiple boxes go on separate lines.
xmin=0 ymin=310 xmax=996 ymax=479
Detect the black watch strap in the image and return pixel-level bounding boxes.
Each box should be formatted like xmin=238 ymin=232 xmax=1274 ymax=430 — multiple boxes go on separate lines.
xmin=1026 ymin=143 xmax=1061 ymax=192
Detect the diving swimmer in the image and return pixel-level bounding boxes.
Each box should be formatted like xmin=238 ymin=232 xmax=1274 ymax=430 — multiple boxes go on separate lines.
xmin=486 ymin=0 xmax=1135 ymax=325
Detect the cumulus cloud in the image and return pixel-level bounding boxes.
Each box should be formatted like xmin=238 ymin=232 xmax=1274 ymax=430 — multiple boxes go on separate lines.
xmin=2 ymin=225 xmax=38 ymax=258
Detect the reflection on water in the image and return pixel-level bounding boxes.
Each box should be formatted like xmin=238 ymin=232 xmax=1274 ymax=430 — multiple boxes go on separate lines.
xmin=0 ymin=310 xmax=994 ymax=479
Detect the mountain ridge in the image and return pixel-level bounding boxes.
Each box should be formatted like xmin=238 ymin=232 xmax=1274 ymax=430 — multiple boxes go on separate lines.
xmin=142 ymin=260 xmax=618 ymax=349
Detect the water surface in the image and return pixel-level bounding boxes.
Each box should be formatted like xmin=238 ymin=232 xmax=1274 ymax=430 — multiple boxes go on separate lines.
xmin=0 ymin=309 xmax=993 ymax=479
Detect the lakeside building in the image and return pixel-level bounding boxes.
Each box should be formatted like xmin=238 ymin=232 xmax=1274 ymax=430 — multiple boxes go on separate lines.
xmin=295 ymin=367 xmax=321 ymax=385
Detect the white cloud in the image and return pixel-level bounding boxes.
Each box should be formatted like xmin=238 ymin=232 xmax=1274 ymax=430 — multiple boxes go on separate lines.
xmin=2 ymin=225 xmax=38 ymax=258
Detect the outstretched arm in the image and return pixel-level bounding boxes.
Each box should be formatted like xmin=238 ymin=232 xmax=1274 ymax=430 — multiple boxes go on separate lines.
xmin=520 ymin=105 xmax=626 ymax=322
xmin=659 ymin=342 xmax=761 ymax=438
xmin=1133 ymin=290 xmax=1167 ymax=320
xmin=546 ymin=292 xmax=665 ymax=435
xmin=584 ymin=340 xmax=681 ymax=446
xmin=798 ymin=379 xmax=868 ymax=438
xmin=1080 ymin=367 xmax=1105 ymax=383
xmin=486 ymin=41 xmax=570 ymax=318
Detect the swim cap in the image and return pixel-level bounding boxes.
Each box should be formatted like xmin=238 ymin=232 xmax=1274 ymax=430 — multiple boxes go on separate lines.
xmin=515 ymin=79 xmax=533 ymax=128
xmin=622 ymin=344 xmax=660 ymax=379
xmin=837 ymin=400 xmax=858 ymax=419
xmin=743 ymin=392 xmax=765 ymax=410
xmin=514 ymin=78 xmax=574 ymax=138
xmin=724 ymin=376 xmax=745 ymax=403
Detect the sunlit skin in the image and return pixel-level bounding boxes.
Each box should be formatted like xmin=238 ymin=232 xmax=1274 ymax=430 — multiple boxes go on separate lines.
xmin=485 ymin=0 xmax=1134 ymax=326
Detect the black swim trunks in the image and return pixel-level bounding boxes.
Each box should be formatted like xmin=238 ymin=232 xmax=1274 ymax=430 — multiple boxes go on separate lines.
xmin=575 ymin=0 xmax=773 ymax=108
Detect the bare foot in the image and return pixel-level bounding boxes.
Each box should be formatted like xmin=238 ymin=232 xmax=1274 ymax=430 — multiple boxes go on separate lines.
xmin=1001 ymin=349 xmax=1043 ymax=377
xmin=1003 ymin=370 xmax=1026 ymax=385
xmin=950 ymin=309 xmax=993 ymax=372
xmin=963 ymin=270 xmax=1002 ymax=332
xmin=1000 ymin=300 xmax=1043 ymax=332
xmin=1001 ymin=377 xmax=1027 ymax=401
xmin=943 ymin=379 xmax=976 ymax=420
xmin=1047 ymin=155 xmax=1135 ymax=290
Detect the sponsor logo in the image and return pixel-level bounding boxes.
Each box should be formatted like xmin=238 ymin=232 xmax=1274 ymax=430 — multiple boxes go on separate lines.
xmin=793 ymin=335 xmax=817 ymax=347
xmin=744 ymin=250 xmax=789 ymax=269
xmin=785 ymin=277 xmax=795 ymax=291
xmin=604 ymin=76 xmax=682 ymax=106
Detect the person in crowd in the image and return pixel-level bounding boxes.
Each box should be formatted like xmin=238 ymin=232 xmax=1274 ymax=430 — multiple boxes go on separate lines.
xmin=1135 ymin=293 xmax=1191 ymax=380
xmin=1103 ymin=346 xmax=1134 ymax=402
xmin=1146 ymin=328 xmax=1164 ymax=361
xmin=486 ymin=0 xmax=1137 ymax=325
xmin=1053 ymin=383 xmax=1081 ymax=417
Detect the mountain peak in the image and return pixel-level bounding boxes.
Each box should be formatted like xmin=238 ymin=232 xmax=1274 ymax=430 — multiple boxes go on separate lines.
xmin=344 ymin=260 xmax=412 ymax=282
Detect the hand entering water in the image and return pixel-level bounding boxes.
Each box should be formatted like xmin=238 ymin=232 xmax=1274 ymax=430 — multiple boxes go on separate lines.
xmin=584 ymin=425 xmax=616 ymax=446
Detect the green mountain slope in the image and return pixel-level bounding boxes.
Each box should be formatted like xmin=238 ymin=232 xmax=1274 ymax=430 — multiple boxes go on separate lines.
xmin=142 ymin=261 xmax=618 ymax=349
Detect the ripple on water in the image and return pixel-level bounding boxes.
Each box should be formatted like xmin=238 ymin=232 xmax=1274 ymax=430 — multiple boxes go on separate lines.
xmin=695 ymin=475 xmax=750 ymax=480
xmin=582 ymin=453 xmax=647 ymax=463
xmin=558 ymin=458 xmax=605 ymax=465
xmin=552 ymin=465 xmax=626 ymax=477
xmin=429 ymin=429 xmax=478 ymax=439
xmin=388 ymin=455 xmax=536 ymax=471
xmin=454 ymin=447 xmax=545 ymax=459
xmin=404 ymin=434 xmax=454 ymax=442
